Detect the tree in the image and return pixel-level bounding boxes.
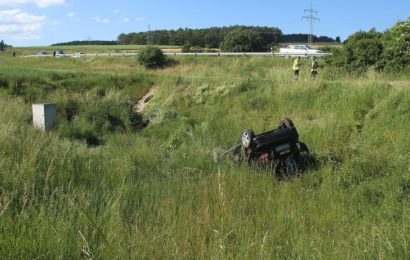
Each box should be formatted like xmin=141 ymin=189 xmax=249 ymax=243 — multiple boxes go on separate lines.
xmin=0 ymin=40 xmax=5 ymax=51
xmin=220 ymin=28 xmax=263 ymax=52
xmin=335 ymin=36 xmax=341 ymax=43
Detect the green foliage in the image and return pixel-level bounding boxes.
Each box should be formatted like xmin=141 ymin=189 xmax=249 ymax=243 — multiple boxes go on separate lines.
xmin=181 ymin=43 xmax=191 ymax=53
xmin=380 ymin=19 xmax=410 ymax=72
xmin=280 ymin=34 xmax=337 ymax=43
xmin=181 ymin=43 xmax=204 ymax=53
xmin=335 ymin=36 xmax=341 ymax=43
xmin=118 ymin=26 xmax=282 ymax=48
xmin=51 ymin=40 xmax=118 ymax=46
xmin=220 ymin=28 xmax=263 ymax=52
xmin=138 ymin=46 xmax=166 ymax=69
xmin=57 ymin=98 xmax=136 ymax=146
xmin=345 ymin=29 xmax=384 ymax=71
xmin=326 ymin=19 xmax=410 ymax=73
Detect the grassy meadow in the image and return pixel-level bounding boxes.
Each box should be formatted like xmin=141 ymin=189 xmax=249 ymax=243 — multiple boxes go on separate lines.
xmin=0 ymin=48 xmax=409 ymax=258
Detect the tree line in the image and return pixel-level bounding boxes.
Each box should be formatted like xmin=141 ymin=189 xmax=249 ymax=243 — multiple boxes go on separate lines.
xmin=117 ymin=26 xmax=338 ymax=48
xmin=51 ymin=40 xmax=118 ymax=46
xmin=280 ymin=34 xmax=340 ymax=43
xmin=117 ymin=26 xmax=283 ymax=49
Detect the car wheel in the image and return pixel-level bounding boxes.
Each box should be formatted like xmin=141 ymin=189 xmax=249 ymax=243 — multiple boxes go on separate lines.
xmin=278 ymin=118 xmax=295 ymax=129
xmin=241 ymin=129 xmax=254 ymax=149
xmin=297 ymin=142 xmax=309 ymax=155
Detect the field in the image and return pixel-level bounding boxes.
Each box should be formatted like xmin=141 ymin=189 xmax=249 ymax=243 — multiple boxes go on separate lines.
xmin=0 ymin=48 xmax=409 ymax=259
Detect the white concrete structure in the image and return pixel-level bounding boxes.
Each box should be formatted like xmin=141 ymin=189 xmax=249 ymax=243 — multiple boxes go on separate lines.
xmin=32 ymin=103 xmax=57 ymax=131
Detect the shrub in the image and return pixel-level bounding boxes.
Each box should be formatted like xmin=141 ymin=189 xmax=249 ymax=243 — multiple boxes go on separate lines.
xmin=181 ymin=43 xmax=191 ymax=53
xmin=138 ymin=46 xmax=166 ymax=69
xmin=190 ymin=46 xmax=204 ymax=53
xmin=324 ymin=29 xmax=383 ymax=73
xmin=220 ymin=28 xmax=263 ymax=52
xmin=181 ymin=44 xmax=204 ymax=53
xmin=344 ymin=29 xmax=384 ymax=72
xmin=380 ymin=19 xmax=410 ymax=72
xmin=324 ymin=47 xmax=348 ymax=68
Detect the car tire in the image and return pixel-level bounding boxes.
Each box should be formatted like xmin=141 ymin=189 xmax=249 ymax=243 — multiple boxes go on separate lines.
xmin=241 ymin=129 xmax=254 ymax=149
xmin=297 ymin=142 xmax=309 ymax=155
xmin=278 ymin=118 xmax=295 ymax=129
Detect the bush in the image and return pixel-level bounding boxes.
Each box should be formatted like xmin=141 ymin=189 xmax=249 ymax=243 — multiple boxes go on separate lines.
xmin=138 ymin=46 xmax=166 ymax=69
xmin=324 ymin=29 xmax=384 ymax=73
xmin=220 ymin=28 xmax=263 ymax=52
xmin=324 ymin=47 xmax=348 ymax=68
xmin=181 ymin=44 xmax=204 ymax=53
xmin=380 ymin=19 xmax=410 ymax=72
xmin=181 ymin=43 xmax=191 ymax=53
xmin=190 ymin=46 xmax=204 ymax=53
xmin=344 ymin=29 xmax=383 ymax=73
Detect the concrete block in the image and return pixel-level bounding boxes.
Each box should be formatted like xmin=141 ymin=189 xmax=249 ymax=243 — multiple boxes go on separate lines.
xmin=32 ymin=103 xmax=57 ymax=131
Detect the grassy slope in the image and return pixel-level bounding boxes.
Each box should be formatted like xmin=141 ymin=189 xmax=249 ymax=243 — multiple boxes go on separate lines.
xmin=0 ymin=53 xmax=409 ymax=258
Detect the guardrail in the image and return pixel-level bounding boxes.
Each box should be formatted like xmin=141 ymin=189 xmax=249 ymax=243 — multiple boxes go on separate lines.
xmin=164 ymin=52 xmax=276 ymax=57
xmin=87 ymin=52 xmax=331 ymax=57
xmin=24 ymin=52 xmax=331 ymax=58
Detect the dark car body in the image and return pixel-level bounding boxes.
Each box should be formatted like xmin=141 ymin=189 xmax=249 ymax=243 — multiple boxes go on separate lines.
xmin=240 ymin=118 xmax=311 ymax=174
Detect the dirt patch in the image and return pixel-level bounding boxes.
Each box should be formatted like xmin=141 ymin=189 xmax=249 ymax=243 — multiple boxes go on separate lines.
xmin=134 ymin=88 xmax=157 ymax=113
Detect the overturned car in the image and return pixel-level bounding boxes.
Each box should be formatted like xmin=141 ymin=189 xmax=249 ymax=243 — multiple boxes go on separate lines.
xmin=235 ymin=118 xmax=314 ymax=176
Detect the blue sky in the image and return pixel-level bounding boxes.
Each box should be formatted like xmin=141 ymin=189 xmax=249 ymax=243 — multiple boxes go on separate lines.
xmin=0 ymin=0 xmax=409 ymax=46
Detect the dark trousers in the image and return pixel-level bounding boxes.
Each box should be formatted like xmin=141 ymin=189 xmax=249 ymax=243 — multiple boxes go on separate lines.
xmin=294 ymin=70 xmax=299 ymax=79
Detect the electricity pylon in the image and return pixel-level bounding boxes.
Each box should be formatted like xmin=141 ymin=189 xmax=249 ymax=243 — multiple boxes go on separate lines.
xmin=302 ymin=4 xmax=320 ymax=46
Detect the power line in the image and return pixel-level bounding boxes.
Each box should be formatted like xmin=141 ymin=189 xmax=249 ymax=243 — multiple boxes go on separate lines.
xmin=302 ymin=4 xmax=320 ymax=46
xmin=147 ymin=25 xmax=152 ymax=45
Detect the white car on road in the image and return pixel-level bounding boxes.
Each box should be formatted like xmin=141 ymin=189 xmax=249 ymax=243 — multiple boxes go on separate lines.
xmin=278 ymin=45 xmax=325 ymax=57
xmin=55 ymin=50 xmax=65 ymax=57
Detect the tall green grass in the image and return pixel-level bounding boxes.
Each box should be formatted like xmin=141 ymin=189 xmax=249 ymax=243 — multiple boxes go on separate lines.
xmin=0 ymin=54 xmax=409 ymax=258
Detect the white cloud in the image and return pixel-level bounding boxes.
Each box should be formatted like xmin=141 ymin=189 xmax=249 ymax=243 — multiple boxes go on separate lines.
xmin=49 ymin=19 xmax=60 ymax=24
xmin=0 ymin=0 xmax=65 ymax=8
xmin=0 ymin=9 xmax=45 ymax=40
xmin=92 ymin=16 xmax=109 ymax=24
xmin=113 ymin=9 xmax=119 ymax=14
xmin=66 ymin=12 xmax=75 ymax=18
xmin=136 ymin=16 xmax=145 ymax=22
xmin=123 ymin=17 xmax=129 ymax=23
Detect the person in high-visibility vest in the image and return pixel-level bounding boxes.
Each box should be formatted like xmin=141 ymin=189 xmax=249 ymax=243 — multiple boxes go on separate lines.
xmin=293 ymin=57 xmax=301 ymax=80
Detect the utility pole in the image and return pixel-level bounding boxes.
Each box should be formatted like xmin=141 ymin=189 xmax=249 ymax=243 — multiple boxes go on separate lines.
xmin=147 ymin=25 xmax=152 ymax=45
xmin=302 ymin=4 xmax=320 ymax=46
